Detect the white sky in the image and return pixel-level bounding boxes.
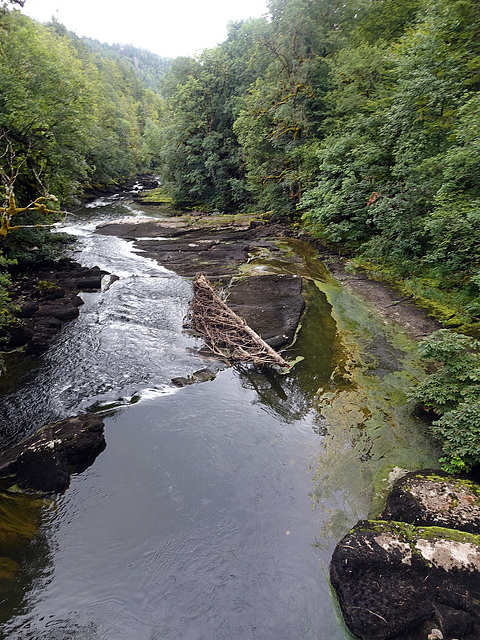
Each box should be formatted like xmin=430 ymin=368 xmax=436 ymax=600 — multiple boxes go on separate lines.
xmin=21 ymin=0 xmax=270 ymax=58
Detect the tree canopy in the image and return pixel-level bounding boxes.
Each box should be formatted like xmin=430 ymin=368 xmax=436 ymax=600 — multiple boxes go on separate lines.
xmin=1 ymin=0 xmax=480 ymax=335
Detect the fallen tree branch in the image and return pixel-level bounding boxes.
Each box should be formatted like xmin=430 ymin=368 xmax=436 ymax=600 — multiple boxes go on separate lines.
xmin=184 ymin=274 xmax=290 ymax=369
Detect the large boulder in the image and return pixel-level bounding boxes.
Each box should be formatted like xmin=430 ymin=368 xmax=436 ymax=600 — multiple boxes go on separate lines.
xmin=331 ymin=520 xmax=480 ymax=640
xmin=226 ymin=273 xmax=305 ymax=348
xmin=382 ymin=470 xmax=480 ymax=534
xmin=331 ymin=471 xmax=480 ymax=640
xmin=0 ymin=414 xmax=106 ymax=493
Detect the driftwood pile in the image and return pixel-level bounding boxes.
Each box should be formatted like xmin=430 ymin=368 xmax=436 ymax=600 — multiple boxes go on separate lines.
xmin=184 ymin=274 xmax=290 ymax=369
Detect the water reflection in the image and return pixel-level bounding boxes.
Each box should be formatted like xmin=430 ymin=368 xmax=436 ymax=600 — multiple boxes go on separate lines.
xmin=0 ymin=493 xmax=52 ymax=631
xmin=237 ymin=279 xmax=339 ymax=423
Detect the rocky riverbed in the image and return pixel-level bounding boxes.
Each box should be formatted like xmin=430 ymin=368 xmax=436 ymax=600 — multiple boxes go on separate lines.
xmin=2 ymin=205 xmax=478 ymax=640
xmin=96 ymin=216 xmax=306 ymax=351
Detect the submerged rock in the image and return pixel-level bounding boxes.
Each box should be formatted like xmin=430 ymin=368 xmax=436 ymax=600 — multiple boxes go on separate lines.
xmin=171 ymin=367 xmax=220 ymax=387
xmin=0 ymin=414 xmax=106 ymax=494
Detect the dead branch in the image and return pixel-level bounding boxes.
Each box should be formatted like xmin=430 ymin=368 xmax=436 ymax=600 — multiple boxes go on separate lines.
xmin=184 ymin=274 xmax=290 ymax=370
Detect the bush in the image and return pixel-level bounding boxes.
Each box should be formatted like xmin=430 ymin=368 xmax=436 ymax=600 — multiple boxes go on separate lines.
xmin=411 ymin=329 xmax=480 ymax=473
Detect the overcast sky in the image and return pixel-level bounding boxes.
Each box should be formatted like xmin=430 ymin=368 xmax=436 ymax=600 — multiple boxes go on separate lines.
xmin=21 ymin=0 xmax=270 ymax=58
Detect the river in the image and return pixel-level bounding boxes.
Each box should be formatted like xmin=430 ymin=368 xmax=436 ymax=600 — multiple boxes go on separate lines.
xmin=0 ymin=191 xmax=439 ymax=639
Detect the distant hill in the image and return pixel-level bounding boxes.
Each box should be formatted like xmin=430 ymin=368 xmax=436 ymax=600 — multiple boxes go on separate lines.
xmin=82 ymin=38 xmax=171 ymax=94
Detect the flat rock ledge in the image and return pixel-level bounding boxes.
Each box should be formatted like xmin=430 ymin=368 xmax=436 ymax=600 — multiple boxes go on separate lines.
xmin=331 ymin=471 xmax=480 ymax=640
xmin=97 ymin=220 xmax=306 ymax=351
xmin=0 ymin=414 xmax=106 ymax=494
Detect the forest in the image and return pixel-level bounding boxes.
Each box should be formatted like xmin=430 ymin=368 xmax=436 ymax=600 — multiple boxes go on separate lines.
xmin=0 ymin=0 xmax=479 ymax=470
xmin=156 ymin=0 xmax=480 ymax=335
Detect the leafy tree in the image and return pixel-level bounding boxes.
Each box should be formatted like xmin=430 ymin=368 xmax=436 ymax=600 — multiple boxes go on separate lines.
xmin=234 ymin=0 xmax=339 ymax=217
xmin=157 ymin=22 xmax=269 ymax=212
xmin=411 ymin=330 xmax=480 ymax=473
xmin=0 ymin=12 xmax=98 ymax=202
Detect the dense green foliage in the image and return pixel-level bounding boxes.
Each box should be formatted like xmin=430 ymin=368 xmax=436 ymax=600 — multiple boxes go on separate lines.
xmin=82 ymin=40 xmax=171 ymax=95
xmin=0 ymin=10 xmax=167 ymax=206
xmin=156 ymin=0 xmax=480 ymax=322
xmin=411 ymin=330 xmax=480 ymax=473
xmin=0 ymin=8 xmax=169 ymax=341
xmin=0 ymin=8 xmax=170 ymax=285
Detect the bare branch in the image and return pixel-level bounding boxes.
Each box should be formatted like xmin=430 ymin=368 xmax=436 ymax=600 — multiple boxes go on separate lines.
xmin=184 ymin=274 xmax=290 ymax=370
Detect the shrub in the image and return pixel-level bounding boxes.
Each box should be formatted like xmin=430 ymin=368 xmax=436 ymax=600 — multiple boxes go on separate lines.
xmin=410 ymin=329 xmax=480 ymax=473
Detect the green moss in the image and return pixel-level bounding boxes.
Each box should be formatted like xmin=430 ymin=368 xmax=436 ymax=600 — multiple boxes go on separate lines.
xmin=350 ymin=256 xmax=477 ymax=328
xmin=136 ymin=187 xmax=174 ymax=205
xmin=37 ymin=280 xmax=61 ymax=292
xmin=359 ymin=519 xmax=480 ymax=548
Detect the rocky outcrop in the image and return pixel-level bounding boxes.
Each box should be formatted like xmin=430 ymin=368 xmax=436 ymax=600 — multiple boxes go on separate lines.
xmin=0 ymin=414 xmax=106 ymax=494
xmin=226 ymin=273 xmax=304 ymax=349
xmin=331 ymin=471 xmax=480 ymax=640
xmin=3 ymin=259 xmax=105 ymax=356
xmin=97 ymin=220 xmax=305 ymax=351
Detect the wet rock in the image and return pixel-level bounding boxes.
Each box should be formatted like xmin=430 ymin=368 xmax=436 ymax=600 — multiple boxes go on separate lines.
xmin=227 ymin=273 xmax=305 ymax=348
xmin=330 ymin=520 xmax=480 ymax=640
xmin=382 ymin=470 xmax=480 ymax=534
xmin=97 ymin=221 xmax=305 ymax=350
xmin=16 ymin=441 xmax=70 ymax=493
xmin=75 ymin=275 xmax=103 ymax=291
xmin=331 ymin=468 xmax=480 ymax=640
xmin=2 ymin=324 xmax=34 ymax=350
xmin=16 ymin=302 xmax=39 ymax=318
xmin=0 ymin=414 xmax=106 ymax=494
xmin=2 ymin=260 xmax=106 ymax=354
xmin=172 ymin=368 xmax=217 ymax=387
xmin=34 ymin=302 xmax=80 ymax=322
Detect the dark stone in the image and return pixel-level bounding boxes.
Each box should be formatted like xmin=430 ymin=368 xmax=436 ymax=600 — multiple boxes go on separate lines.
xmin=16 ymin=442 xmax=70 ymax=493
xmin=38 ymin=287 xmax=65 ymax=300
xmin=171 ymin=368 xmax=217 ymax=387
xmin=227 ymin=273 xmax=305 ymax=348
xmin=56 ymin=414 xmax=106 ymax=468
xmin=75 ymin=276 xmax=103 ymax=291
xmin=0 ymin=414 xmax=106 ymax=494
xmin=191 ymin=368 xmax=216 ymax=383
xmin=331 ymin=468 xmax=480 ymax=640
xmin=171 ymin=377 xmax=191 ymax=387
xmin=34 ymin=303 xmax=79 ymax=322
xmin=34 ymin=316 xmax=62 ymax=330
xmin=15 ymin=302 xmax=39 ymax=318
xmin=381 ymin=470 xmax=480 ymax=535
xmin=25 ymin=334 xmax=52 ymax=356
xmin=330 ymin=520 xmax=480 ymax=640
xmin=434 ymin=603 xmax=476 ymax=638
xmin=0 ymin=258 xmax=104 ymax=355
xmin=2 ymin=323 xmax=33 ymax=350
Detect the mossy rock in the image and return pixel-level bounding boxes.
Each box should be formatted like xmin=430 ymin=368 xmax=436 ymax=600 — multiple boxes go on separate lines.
xmin=381 ymin=469 xmax=480 ymax=534
xmin=331 ymin=519 xmax=480 ymax=640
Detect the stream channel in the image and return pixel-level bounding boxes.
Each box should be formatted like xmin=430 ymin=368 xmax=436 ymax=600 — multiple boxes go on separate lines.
xmin=0 ymin=191 xmax=440 ymax=639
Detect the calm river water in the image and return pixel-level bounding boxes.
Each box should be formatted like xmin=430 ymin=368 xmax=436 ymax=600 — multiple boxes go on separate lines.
xmin=0 ymin=192 xmax=438 ymax=639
